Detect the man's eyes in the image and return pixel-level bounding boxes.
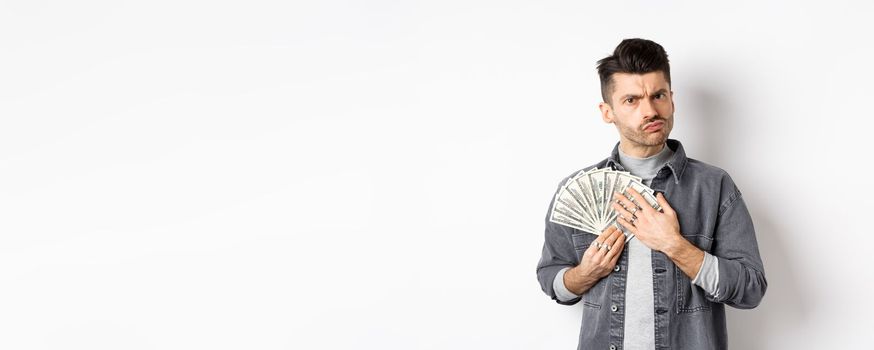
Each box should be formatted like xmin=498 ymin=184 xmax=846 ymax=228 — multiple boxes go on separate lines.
xmin=623 ymin=93 xmax=665 ymax=104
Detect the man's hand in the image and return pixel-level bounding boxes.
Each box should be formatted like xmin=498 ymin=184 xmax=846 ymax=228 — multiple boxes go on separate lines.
xmin=612 ymin=189 xmax=682 ymax=253
xmin=612 ymin=189 xmax=704 ymax=279
xmin=563 ymin=226 xmax=626 ymax=295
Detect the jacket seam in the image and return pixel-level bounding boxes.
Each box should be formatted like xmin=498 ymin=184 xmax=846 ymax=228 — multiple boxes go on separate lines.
xmin=718 ymin=186 xmax=742 ymax=216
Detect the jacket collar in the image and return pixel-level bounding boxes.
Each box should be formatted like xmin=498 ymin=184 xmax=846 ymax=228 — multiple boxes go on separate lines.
xmin=604 ymin=138 xmax=688 ymax=184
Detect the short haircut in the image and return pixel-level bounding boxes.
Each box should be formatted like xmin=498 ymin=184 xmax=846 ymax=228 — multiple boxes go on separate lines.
xmin=596 ymin=38 xmax=671 ymax=105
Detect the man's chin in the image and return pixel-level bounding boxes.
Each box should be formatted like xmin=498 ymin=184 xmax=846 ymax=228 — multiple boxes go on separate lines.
xmin=633 ymin=133 xmax=668 ymax=147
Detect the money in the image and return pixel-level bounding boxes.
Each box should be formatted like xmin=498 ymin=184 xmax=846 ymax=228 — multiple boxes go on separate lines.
xmin=549 ymin=167 xmax=662 ymax=241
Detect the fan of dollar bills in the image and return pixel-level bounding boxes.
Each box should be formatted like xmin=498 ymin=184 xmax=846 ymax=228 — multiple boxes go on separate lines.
xmin=550 ymin=167 xmax=662 ymax=239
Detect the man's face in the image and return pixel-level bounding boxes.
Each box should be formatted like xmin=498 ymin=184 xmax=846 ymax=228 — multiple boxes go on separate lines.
xmin=599 ymin=71 xmax=674 ymax=150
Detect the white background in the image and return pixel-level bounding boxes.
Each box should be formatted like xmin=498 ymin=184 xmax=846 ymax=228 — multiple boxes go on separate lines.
xmin=2 ymin=1 xmax=873 ymax=349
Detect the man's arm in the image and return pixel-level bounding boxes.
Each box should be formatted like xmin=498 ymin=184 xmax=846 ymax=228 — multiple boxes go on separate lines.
xmin=536 ymin=224 xmax=582 ymax=304
xmin=613 ymin=182 xmax=767 ymax=309
xmin=662 ymin=237 xmax=705 ymax=279
xmin=662 ymin=234 xmax=722 ymax=298
xmin=612 ymin=189 xmax=706 ymax=278
xmin=536 ymin=180 xmax=627 ymax=304
xmin=536 ymin=181 xmax=584 ymax=305
xmin=702 ymin=185 xmax=767 ymax=309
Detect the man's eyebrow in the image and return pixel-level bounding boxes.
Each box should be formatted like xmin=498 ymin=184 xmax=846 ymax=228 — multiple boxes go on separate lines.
xmin=619 ymin=89 xmax=669 ymax=100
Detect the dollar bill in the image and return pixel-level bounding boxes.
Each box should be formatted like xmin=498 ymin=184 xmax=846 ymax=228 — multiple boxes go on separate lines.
xmin=549 ymin=167 xmax=663 ymax=239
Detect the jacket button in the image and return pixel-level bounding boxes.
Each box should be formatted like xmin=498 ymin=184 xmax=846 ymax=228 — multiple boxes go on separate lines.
xmin=611 ymin=304 xmax=618 ymax=312
xmin=614 ymin=265 xmax=621 ymax=272
xmin=609 ymin=345 xmax=617 ymax=350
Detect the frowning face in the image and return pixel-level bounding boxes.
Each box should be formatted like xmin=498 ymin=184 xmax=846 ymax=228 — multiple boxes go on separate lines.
xmin=599 ymin=71 xmax=674 ymax=155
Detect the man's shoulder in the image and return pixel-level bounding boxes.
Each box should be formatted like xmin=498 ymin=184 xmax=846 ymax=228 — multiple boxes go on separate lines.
xmin=683 ymin=157 xmax=744 ymax=208
xmin=684 ymin=157 xmax=732 ymax=180
xmin=683 ymin=157 xmax=742 ymax=187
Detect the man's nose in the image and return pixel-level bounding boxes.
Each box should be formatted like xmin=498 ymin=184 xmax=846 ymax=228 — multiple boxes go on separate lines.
xmin=639 ymin=97 xmax=657 ymax=120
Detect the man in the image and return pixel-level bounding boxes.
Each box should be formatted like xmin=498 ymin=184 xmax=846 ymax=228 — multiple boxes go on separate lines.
xmin=535 ymin=38 xmax=767 ymax=350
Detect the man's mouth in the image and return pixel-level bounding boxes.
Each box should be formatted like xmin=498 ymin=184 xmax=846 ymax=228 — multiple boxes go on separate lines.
xmin=644 ymin=120 xmax=664 ymax=132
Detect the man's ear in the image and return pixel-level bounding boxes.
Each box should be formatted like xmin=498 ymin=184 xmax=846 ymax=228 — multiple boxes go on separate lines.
xmin=599 ymin=102 xmax=614 ymax=123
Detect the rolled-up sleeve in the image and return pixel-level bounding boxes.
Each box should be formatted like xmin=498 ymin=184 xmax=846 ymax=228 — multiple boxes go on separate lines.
xmin=692 ymin=252 xmax=720 ymax=298
xmin=554 ymin=267 xmax=582 ymax=302
xmin=536 ymin=179 xmax=582 ymax=305
xmin=708 ymin=183 xmax=768 ymax=309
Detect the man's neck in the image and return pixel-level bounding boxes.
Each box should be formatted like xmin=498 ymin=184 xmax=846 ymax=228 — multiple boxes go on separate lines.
xmin=617 ymin=143 xmax=673 ymax=182
xmin=618 ymin=140 xmax=666 ymax=158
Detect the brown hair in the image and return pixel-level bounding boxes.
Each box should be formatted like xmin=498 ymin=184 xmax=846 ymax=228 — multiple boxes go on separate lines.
xmin=597 ymin=38 xmax=671 ymax=105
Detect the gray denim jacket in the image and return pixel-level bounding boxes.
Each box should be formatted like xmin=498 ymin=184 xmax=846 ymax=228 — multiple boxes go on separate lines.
xmin=536 ymin=139 xmax=767 ymax=350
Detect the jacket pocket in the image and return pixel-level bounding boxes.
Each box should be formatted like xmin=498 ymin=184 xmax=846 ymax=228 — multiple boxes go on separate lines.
xmin=675 ymin=233 xmax=713 ymax=313
xmin=582 ymin=276 xmax=609 ymax=309
xmin=582 ymin=300 xmax=602 ymax=309
xmin=570 ymin=232 xmax=595 ymax=261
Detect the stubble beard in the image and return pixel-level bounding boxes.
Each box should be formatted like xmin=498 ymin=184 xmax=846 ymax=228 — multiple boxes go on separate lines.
xmin=619 ymin=117 xmax=672 ymax=148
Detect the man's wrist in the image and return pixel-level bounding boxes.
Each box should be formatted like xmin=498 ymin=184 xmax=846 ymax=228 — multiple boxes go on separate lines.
xmin=563 ymin=266 xmax=579 ymax=294
xmin=663 ymin=233 xmax=692 ymax=257
xmin=564 ymin=265 xmax=598 ymax=295
xmin=663 ymin=234 xmax=705 ymax=278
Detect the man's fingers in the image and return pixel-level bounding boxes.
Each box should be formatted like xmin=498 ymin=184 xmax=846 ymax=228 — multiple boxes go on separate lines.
xmin=589 ymin=225 xmax=629 ymax=264
xmin=598 ymin=225 xmax=618 ymax=239
xmin=613 ymin=191 xmax=636 ymax=211
xmin=610 ymin=236 xmax=625 ymax=255
xmin=601 ymin=232 xmax=619 ymax=251
xmin=609 ymin=227 xmax=625 ymax=243
xmin=608 ymin=239 xmax=625 ymax=265
xmin=616 ymin=216 xmax=638 ymax=235
xmin=600 ymin=230 xmax=626 ymax=263
xmin=626 ymin=188 xmax=656 ymax=214
xmin=589 ymin=226 xmax=615 ymax=251
xmin=612 ymin=201 xmax=636 ymax=223
xmin=584 ymin=239 xmax=601 ymax=258
xmin=592 ymin=228 xmax=622 ymax=257
xmin=587 ymin=227 xmax=614 ymax=253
